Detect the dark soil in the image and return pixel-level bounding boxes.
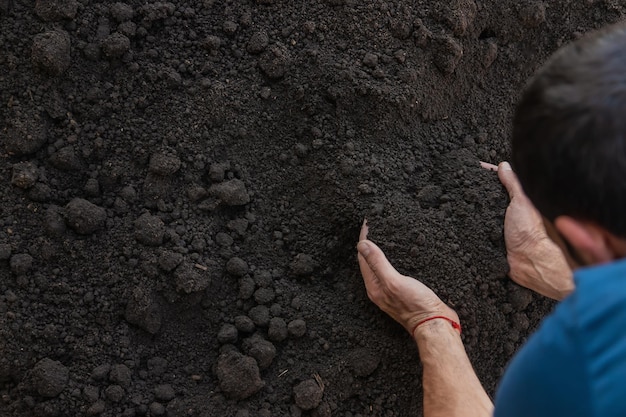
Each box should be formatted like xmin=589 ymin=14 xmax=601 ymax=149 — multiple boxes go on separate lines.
xmin=0 ymin=1 xmax=623 ymax=416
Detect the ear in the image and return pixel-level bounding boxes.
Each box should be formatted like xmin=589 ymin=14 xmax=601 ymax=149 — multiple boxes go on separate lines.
xmin=554 ymin=216 xmax=614 ymax=264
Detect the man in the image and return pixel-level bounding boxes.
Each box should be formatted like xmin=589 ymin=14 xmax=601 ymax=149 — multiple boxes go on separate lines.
xmin=357 ymin=22 xmax=626 ymax=417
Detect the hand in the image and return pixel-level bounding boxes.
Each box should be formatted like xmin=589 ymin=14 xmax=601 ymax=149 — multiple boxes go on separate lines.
xmin=496 ymin=162 xmax=574 ymax=300
xmin=357 ymin=220 xmax=459 ymax=336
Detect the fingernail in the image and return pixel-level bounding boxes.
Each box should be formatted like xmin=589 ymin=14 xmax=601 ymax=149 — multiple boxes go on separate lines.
xmin=357 ymin=241 xmax=371 ymax=257
xmin=479 ymin=161 xmax=498 ymax=171
xmin=359 ymin=218 xmax=369 ymax=241
xmin=501 ymin=162 xmax=512 ymax=171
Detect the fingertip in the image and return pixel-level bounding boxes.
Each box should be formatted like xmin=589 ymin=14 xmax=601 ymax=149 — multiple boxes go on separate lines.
xmin=499 ymin=161 xmax=512 ymax=171
xmin=359 ymin=218 xmax=369 ymax=241
xmin=479 ymin=161 xmax=498 ymax=171
xmin=497 ymin=161 xmax=521 ymax=197
xmin=357 ymin=240 xmax=371 ymax=257
xmin=497 ymin=162 xmax=512 ymax=181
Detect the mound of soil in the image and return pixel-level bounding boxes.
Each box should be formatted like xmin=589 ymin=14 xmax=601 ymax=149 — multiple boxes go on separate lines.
xmin=0 ymin=1 xmax=623 ymax=416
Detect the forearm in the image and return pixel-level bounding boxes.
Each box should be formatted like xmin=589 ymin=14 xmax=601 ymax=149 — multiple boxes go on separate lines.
xmin=414 ymin=320 xmax=493 ymax=417
xmin=508 ymin=237 xmax=574 ymax=300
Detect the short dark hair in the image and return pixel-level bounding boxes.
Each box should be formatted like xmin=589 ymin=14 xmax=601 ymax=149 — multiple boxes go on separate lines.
xmin=512 ymin=22 xmax=626 ymax=237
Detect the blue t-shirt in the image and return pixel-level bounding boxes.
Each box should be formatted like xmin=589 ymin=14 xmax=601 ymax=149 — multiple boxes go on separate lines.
xmin=494 ymin=259 xmax=626 ymax=417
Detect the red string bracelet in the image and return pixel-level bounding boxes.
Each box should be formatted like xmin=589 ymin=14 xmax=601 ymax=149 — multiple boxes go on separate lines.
xmin=411 ymin=316 xmax=462 ymax=336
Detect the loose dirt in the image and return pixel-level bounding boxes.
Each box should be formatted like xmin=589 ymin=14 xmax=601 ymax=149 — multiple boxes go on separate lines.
xmin=1 ymin=1 xmax=623 ymax=416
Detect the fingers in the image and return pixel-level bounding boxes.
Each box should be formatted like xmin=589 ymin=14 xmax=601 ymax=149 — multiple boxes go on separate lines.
xmin=357 ymin=240 xmax=402 ymax=288
xmin=480 ymin=161 xmax=498 ymax=171
xmin=359 ymin=218 xmax=368 ymax=241
xmin=497 ymin=161 xmax=523 ymax=199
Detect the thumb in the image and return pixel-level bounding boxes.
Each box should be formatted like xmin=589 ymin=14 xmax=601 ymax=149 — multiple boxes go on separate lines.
xmin=357 ymin=240 xmax=401 ymax=285
xmin=497 ymin=161 xmax=523 ymax=199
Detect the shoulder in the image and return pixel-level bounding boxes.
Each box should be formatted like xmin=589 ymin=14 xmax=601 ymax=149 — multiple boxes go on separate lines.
xmin=495 ymin=259 xmax=626 ymax=417
xmin=571 ymin=260 xmax=626 ymax=414
xmin=494 ymin=293 xmax=590 ymax=417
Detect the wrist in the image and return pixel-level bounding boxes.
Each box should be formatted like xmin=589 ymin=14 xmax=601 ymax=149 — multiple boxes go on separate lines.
xmin=508 ymin=238 xmax=574 ymax=300
xmin=412 ymin=316 xmax=462 ymax=340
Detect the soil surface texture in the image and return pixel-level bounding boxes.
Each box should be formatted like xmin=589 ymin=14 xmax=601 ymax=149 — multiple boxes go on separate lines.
xmin=0 ymin=1 xmax=623 ymax=416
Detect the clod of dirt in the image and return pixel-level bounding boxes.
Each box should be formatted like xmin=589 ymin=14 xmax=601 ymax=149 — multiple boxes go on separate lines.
xmin=254 ymin=287 xmax=275 ymax=305
xmin=0 ymin=244 xmax=11 ymax=261
xmin=518 ymin=1 xmax=546 ymax=28
xmin=105 ymin=384 xmax=124 ymax=402
xmin=201 ymin=35 xmax=222 ymax=52
xmin=254 ymin=270 xmax=273 ymax=287
xmin=227 ymin=218 xmax=249 ymax=236
xmin=217 ymin=324 xmax=238 ymax=344
xmin=443 ymin=0 xmax=477 ymax=36
xmin=125 ymin=287 xmax=162 ymax=334
xmin=290 ymin=253 xmax=316 ymax=276
xmin=223 ymin=20 xmax=239 ymax=36
xmin=31 ymin=30 xmax=71 ymax=76
xmin=44 ymin=206 xmax=66 ymax=236
xmin=509 ymin=287 xmax=534 ymax=311
xmin=390 ymin=20 xmax=412 ymax=40
xmin=83 ymin=385 xmax=99 ymax=403
xmin=4 ymin=111 xmax=48 ymax=156
xmin=30 ymin=358 xmax=69 ymax=398
xmin=34 ymin=0 xmax=78 ymax=21
xmin=242 ymin=336 xmax=276 ymax=370
xmin=187 ymin=184 xmax=208 ymax=202
xmin=413 ymin=18 xmax=431 ymax=46
xmin=247 ymin=31 xmax=269 ymax=54
xmin=268 ymin=317 xmax=288 ymax=342
xmin=287 ymin=319 xmax=307 ymax=338
xmin=87 ymin=400 xmax=105 ymax=415
xmin=293 ymin=379 xmax=324 ymax=410
xmin=28 ymin=183 xmax=52 ymax=202
xmin=49 ymin=146 xmax=81 ymax=171
xmin=149 ymin=153 xmax=181 ymax=176
xmin=216 ymin=351 xmax=264 ymax=400
xmin=134 ymin=213 xmax=165 ymax=246
xmin=11 ymin=162 xmax=38 ymax=189
xmin=154 ymin=384 xmax=175 ymax=402
xmin=417 ymin=185 xmax=443 ymax=208
xmin=226 ymin=257 xmax=249 ymax=277
xmin=232 ymin=316 xmax=254 ymax=335
xmin=118 ymin=21 xmax=137 ymax=38
xmin=349 ymin=348 xmax=381 ymax=377
xmin=216 ymin=232 xmax=234 ymax=247
xmin=248 ymin=305 xmax=271 ymax=327
xmin=109 ymin=364 xmax=132 ymax=388
xmin=362 ymin=52 xmax=378 ymax=68
xmin=65 ymin=198 xmax=107 ymax=235
xmin=258 ymin=44 xmax=290 ymax=79
xmin=158 ymin=250 xmax=183 ymax=272
xmin=208 ymin=162 xmax=231 ymax=182
xmin=433 ymin=36 xmax=463 ymax=74
xmin=511 ymin=312 xmax=530 ymax=331
xmin=91 ymin=364 xmax=111 ymax=381
xmin=147 ymin=357 xmax=168 ymax=377
xmin=150 ymin=402 xmax=166 ymax=415
xmin=239 ymin=276 xmax=255 ymax=300
xmin=174 ymin=262 xmax=210 ymax=293
xmin=209 ymin=179 xmax=250 ymax=206
xmin=83 ymin=179 xmax=100 ymax=197
xmin=110 ymin=2 xmax=134 ymax=22
xmin=101 ymin=32 xmax=131 ymax=59
xmin=140 ymin=2 xmax=175 ymax=22
xmin=10 ymin=253 xmax=33 ymax=276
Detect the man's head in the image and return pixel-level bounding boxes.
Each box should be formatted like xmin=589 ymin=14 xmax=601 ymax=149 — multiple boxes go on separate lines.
xmin=512 ymin=22 xmax=626 ymax=264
